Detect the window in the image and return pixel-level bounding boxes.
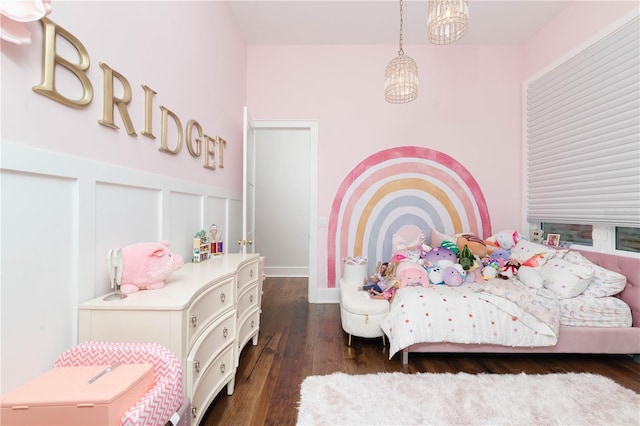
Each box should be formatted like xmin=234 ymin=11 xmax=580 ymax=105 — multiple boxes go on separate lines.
xmin=525 ymin=13 xmax=640 ymax=254
xmin=616 ymin=227 xmax=640 ymax=253
xmin=541 ymin=223 xmax=592 ymax=246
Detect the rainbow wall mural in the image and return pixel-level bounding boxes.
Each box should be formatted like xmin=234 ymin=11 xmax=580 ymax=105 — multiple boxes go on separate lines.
xmin=327 ymin=146 xmax=492 ymax=288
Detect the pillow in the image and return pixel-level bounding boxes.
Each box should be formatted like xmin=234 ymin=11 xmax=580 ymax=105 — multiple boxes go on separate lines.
xmin=563 ymin=251 xmax=627 ymax=297
xmin=517 ymin=265 xmax=544 ymax=289
xmin=509 ymin=240 xmax=566 ymax=267
xmin=539 ymin=258 xmax=594 ymax=298
xmin=429 ymin=229 xmax=455 ymax=247
xmin=392 ymin=231 xmax=426 ymax=254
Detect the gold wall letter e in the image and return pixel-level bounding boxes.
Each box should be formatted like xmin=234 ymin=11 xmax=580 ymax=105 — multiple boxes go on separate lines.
xmin=32 ymin=17 xmax=93 ymax=108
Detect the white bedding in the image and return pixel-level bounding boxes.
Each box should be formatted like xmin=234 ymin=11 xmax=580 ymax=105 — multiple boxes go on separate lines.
xmin=380 ymin=282 xmax=559 ymax=359
xmin=560 ymin=295 xmax=632 ymax=327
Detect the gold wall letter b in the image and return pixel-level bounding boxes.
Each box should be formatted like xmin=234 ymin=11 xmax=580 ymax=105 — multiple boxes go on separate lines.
xmin=32 ymin=17 xmax=93 ymax=108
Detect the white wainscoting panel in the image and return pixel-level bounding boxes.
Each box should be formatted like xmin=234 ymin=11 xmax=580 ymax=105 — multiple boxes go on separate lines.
xmin=228 ymin=198 xmax=242 ymax=254
xmin=1 ymin=169 xmax=78 ymax=393
xmin=169 ymin=191 xmax=205 ymax=261
xmin=0 ymin=141 xmax=241 ymax=394
xmin=95 ymin=182 xmax=162 ymax=295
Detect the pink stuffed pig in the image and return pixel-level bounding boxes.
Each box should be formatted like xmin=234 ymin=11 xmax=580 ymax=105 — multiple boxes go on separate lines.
xmin=120 ymin=241 xmax=183 ymax=294
xmin=396 ymin=261 xmax=431 ymax=288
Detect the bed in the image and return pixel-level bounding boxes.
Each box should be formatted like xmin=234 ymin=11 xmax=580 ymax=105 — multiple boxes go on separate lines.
xmin=332 ymin=148 xmax=639 ymax=365
xmin=378 ymin=227 xmax=640 ymax=365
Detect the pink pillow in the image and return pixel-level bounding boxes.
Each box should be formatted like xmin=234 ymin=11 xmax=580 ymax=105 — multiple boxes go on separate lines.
xmin=430 ymin=229 xmax=455 ymax=247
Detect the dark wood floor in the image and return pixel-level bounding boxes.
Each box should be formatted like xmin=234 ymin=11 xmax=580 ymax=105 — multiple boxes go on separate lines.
xmin=201 ymin=277 xmax=640 ymax=425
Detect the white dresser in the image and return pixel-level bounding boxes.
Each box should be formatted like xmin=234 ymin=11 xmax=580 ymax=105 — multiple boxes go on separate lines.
xmin=78 ymin=253 xmax=261 ymax=425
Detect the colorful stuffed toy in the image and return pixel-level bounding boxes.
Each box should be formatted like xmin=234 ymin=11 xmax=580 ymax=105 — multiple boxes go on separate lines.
xmin=457 ymin=244 xmax=476 ymax=271
xmin=120 ymin=241 xmax=184 ymax=294
xmin=442 ymin=265 xmax=464 ymax=287
xmin=395 ymin=261 xmax=431 ymax=287
xmin=456 ymin=234 xmax=488 ymax=258
xmin=422 ymin=246 xmax=458 ymax=268
xmin=485 ymin=230 xmax=522 ymax=251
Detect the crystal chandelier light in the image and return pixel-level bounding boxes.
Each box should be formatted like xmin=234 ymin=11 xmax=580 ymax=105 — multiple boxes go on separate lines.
xmin=385 ymin=0 xmax=418 ymax=104
xmin=428 ymin=0 xmax=469 ymax=45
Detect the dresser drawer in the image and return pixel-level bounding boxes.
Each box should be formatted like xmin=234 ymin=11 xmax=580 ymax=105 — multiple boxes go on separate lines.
xmin=237 ymin=260 xmax=258 ymax=292
xmin=190 ymin=345 xmax=235 ymax=425
xmin=237 ymin=283 xmax=259 ymax=316
xmin=187 ymin=276 xmax=234 ymax=349
xmin=186 ymin=310 xmax=235 ymax=398
xmin=238 ymin=307 xmax=260 ymax=355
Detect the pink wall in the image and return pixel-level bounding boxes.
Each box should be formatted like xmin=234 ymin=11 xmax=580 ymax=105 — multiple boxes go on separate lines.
xmin=1 ymin=1 xmax=247 ymax=191
xmin=247 ymin=44 xmax=524 ymax=287
xmin=523 ymin=1 xmax=637 ymax=80
xmin=247 ymin=3 xmax=637 ymax=290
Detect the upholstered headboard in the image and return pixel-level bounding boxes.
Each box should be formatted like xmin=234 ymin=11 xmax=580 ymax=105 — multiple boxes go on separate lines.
xmin=328 ymin=146 xmax=492 ymax=287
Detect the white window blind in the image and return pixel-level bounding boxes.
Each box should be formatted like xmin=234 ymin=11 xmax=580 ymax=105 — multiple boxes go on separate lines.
xmin=525 ymin=15 xmax=640 ymax=226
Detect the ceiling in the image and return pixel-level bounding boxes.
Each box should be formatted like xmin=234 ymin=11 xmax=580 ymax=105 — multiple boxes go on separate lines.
xmin=225 ymin=0 xmax=574 ymax=46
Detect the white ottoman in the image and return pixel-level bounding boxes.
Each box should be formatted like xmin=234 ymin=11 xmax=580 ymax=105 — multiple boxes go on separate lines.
xmin=339 ymin=278 xmax=389 ymax=346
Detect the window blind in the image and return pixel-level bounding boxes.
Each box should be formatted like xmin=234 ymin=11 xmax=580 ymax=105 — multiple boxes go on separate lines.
xmin=525 ymin=15 xmax=640 ymax=226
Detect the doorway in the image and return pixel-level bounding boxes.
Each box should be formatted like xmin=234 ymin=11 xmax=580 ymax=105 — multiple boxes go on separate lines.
xmin=252 ymin=120 xmax=318 ymax=303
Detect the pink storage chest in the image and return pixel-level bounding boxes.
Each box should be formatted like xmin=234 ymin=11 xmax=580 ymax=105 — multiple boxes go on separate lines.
xmin=1 ymin=363 xmax=154 ymax=426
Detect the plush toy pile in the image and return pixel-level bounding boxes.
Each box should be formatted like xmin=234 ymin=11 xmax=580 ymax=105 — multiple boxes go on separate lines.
xmin=361 ymin=228 xmax=532 ymax=301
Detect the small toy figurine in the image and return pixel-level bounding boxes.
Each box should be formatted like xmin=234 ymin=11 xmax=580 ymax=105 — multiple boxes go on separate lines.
xmin=209 ymin=224 xmax=218 ymax=243
xmin=370 ymin=278 xmax=401 ymax=303
xmin=358 ymin=261 xmax=389 ymax=293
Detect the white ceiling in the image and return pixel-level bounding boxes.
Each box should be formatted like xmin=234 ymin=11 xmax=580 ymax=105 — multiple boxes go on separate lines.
xmin=225 ymin=0 xmax=575 ymax=45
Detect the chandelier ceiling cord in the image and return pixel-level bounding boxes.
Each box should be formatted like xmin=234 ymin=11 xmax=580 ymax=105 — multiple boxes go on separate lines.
xmin=384 ymin=0 xmax=419 ymax=104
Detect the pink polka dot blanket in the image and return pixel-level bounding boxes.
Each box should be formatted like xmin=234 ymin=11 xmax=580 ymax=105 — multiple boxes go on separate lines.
xmin=380 ymin=281 xmax=560 ymax=359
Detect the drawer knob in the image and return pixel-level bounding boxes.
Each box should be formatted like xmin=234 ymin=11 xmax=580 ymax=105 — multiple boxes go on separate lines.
xmin=223 ymin=327 xmax=228 ymax=338
xmin=250 ymin=269 xmax=254 ymax=278
xmin=251 ymin=320 xmax=255 ymax=328
xmin=191 ymin=406 xmax=197 ymax=419
xmin=190 ymin=315 xmax=197 ymax=328
xmin=194 ymin=360 xmax=200 ymax=373
xmin=220 ymin=363 xmax=226 ymax=374
xmin=220 ymin=292 xmax=226 ymax=303
xmin=250 ymin=294 xmax=254 ymax=303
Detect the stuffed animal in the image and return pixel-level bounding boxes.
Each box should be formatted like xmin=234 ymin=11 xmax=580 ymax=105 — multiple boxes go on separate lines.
xmin=490 ymin=249 xmax=510 ymax=263
xmin=442 ymin=266 xmax=464 ymax=287
xmin=396 ymin=261 xmax=431 ymax=287
xmin=457 ymin=244 xmax=476 ymax=271
xmin=423 ymin=246 xmax=458 ymax=268
xmin=485 ymin=230 xmax=522 ymax=251
xmin=482 ymin=265 xmax=499 ymax=280
xmin=426 ymin=265 xmax=444 ymax=285
xmin=456 ymin=234 xmax=488 ymax=258
xmin=120 ymin=241 xmax=184 ymax=294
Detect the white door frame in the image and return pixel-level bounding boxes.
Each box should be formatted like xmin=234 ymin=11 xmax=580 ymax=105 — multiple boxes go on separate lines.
xmin=242 ymin=107 xmax=255 ymax=254
xmin=252 ymin=119 xmax=319 ymax=303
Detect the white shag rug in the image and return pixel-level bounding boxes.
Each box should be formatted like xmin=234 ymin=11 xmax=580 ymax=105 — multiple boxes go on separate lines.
xmin=296 ymin=372 xmax=640 ymax=425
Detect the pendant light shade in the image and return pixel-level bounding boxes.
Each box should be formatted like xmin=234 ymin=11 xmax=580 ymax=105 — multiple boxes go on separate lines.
xmin=385 ymin=0 xmax=418 ymax=103
xmin=385 ymin=53 xmax=419 ymax=104
xmin=428 ymin=0 xmax=469 ymax=45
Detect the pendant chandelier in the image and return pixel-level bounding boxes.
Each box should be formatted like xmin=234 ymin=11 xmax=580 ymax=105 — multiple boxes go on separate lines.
xmin=384 ymin=0 xmax=418 ymax=104
xmin=428 ymin=0 xmax=469 ymax=45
